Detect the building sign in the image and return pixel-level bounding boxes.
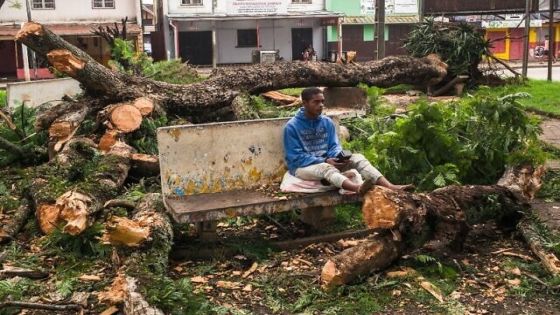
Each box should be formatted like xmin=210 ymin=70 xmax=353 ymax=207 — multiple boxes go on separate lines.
xmin=361 ymin=0 xmax=375 ymax=15
xmin=386 ymin=0 xmax=418 ymax=15
xmin=482 ymin=20 xmax=543 ymax=29
xmin=227 ymin=0 xmax=288 ymax=15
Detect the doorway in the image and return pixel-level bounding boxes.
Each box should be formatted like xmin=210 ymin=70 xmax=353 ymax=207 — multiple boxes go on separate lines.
xmin=291 ymin=28 xmax=313 ymax=61
xmin=179 ymin=31 xmax=213 ymax=65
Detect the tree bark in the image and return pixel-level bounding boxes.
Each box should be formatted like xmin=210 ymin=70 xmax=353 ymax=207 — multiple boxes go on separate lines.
xmin=99 ymin=193 xmax=172 ymax=315
xmin=321 ymin=165 xmax=540 ymax=289
xmin=0 ymin=198 xmax=33 ymax=243
xmin=31 ymin=138 xmax=134 ymax=235
xmin=17 ymin=22 xmax=448 ymax=122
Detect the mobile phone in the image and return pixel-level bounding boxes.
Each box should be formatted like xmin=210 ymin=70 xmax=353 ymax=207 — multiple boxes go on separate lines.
xmin=336 ymin=150 xmax=352 ymax=162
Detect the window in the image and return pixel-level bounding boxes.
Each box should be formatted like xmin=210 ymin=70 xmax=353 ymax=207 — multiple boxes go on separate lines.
xmin=292 ymin=0 xmax=311 ymax=3
xmin=93 ymin=0 xmax=114 ymax=8
xmin=237 ymin=29 xmax=258 ymax=48
xmin=181 ymin=0 xmax=203 ymax=5
xmin=32 ymin=0 xmax=55 ymax=9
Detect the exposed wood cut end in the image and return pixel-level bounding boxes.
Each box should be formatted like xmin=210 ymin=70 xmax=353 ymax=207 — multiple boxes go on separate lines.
xmin=99 ymin=129 xmax=122 ymax=152
xmin=57 ymin=190 xmax=92 ymax=236
xmin=36 ymin=203 xmax=61 ymax=234
xmin=48 ymin=121 xmax=73 ymax=138
xmin=261 ymin=91 xmax=299 ymax=105
xmin=362 ymin=187 xmax=402 ymax=229
xmin=98 ymin=273 xmax=127 ymax=305
xmin=110 ymin=104 xmax=143 ymax=133
xmin=47 ymin=49 xmax=86 ymax=77
xmin=132 ymin=97 xmax=155 ymax=117
xmin=498 ymin=165 xmax=546 ymax=200
xmin=320 ymin=260 xmax=344 ymax=289
xmin=15 ymin=22 xmax=43 ymax=41
xmin=101 ymin=216 xmax=150 ymax=247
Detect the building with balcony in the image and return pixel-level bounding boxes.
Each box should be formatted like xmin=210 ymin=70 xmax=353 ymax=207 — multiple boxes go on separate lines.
xmin=0 ymin=0 xmax=143 ymax=80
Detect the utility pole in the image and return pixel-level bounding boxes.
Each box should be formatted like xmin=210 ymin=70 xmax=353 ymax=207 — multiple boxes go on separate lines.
xmin=548 ymin=0 xmax=554 ymax=81
xmin=522 ymin=0 xmax=531 ymax=79
xmin=21 ymin=0 xmax=33 ymax=81
xmin=376 ymin=0 xmax=385 ymax=60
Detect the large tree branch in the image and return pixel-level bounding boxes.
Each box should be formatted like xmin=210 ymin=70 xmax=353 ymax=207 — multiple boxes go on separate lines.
xmin=17 ymin=22 xmax=447 ymax=121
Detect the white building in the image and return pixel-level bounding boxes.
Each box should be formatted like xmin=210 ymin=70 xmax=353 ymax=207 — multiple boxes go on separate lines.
xmin=162 ymin=0 xmax=342 ymax=66
xmin=0 ymin=0 xmax=143 ymax=80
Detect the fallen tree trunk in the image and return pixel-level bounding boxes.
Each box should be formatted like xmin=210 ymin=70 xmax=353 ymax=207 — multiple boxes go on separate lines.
xmin=321 ymin=166 xmax=543 ymax=289
xmin=17 ymin=22 xmax=447 ymax=122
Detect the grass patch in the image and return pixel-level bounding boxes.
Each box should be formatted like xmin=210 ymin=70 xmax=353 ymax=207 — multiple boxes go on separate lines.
xmin=486 ymin=80 xmax=560 ymax=116
xmin=278 ymin=88 xmax=304 ymax=97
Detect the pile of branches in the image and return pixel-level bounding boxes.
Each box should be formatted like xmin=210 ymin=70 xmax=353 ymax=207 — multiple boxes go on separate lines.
xmin=0 ymin=22 xmax=448 ymax=313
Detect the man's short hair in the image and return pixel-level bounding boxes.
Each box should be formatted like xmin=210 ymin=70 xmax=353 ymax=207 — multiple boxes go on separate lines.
xmin=301 ymin=87 xmax=323 ymax=102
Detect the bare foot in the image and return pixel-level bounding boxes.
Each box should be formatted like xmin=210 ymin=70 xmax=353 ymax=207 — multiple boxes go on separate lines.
xmin=358 ymin=178 xmax=376 ymax=195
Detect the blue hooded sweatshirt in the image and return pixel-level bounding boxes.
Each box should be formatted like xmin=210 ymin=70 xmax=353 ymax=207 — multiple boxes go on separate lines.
xmin=283 ymin=108 xmax=342 ymax=174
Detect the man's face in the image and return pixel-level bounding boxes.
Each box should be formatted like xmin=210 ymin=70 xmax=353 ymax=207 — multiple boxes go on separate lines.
xmin=303 ymin=93 xmax=325 ymax=118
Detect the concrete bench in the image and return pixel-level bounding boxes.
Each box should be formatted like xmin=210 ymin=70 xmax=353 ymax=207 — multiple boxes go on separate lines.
xmin=157 ymin=117 xmax=360 ymax=237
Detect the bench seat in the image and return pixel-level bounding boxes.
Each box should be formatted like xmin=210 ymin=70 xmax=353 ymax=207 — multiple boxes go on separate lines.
xmin=165 ymin=189 xmax=360 ymax=223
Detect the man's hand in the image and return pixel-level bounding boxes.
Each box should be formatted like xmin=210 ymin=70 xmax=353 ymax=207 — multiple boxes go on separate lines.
xmin=325 ymin=158 xmax=349 ymax=169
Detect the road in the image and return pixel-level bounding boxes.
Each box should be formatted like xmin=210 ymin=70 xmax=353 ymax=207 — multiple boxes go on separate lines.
xmin=499 ymin=65 xmax=560 ymax=80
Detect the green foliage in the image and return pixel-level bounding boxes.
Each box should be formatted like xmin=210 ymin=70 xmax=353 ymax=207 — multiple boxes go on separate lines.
xmin=144 ymin=277 xmax=213 ymax=315
xmin=109 ymin=38 xmax=200 ymax=84
xmin=55 ymin=277 xmax=78 ymax=299
xmin=144 ymin=59 xmax=201 ymax=84
xmin=1 ymin=243 xmax=41 ymax=270
xmin=0 ymin=90 xmax=6 ymax=108
xmin=526 ymin=212 xmax=560 ymax=258
xmin=538 ymin=170 xmax=560 ymax=201
xmin=0 ymin=278 xmax=40 ymax=302
xmin=346 ymin=91 xmax=543 ymax=191
xmin=127 ymin=115 xmax=168 ymax=155
xmin=0 ymin=103 xmax=48 ymax=166
xmin=40 ymin=223 xmax=110 ymax=258
xmin=404 ymin=18 xmax=490 ymax=78
xmin=358 ymin=83 xmax=387 ymax=114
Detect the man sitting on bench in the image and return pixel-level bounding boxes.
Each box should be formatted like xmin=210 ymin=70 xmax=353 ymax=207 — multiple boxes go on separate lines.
xmin=283 ymin=87 xmax=413 ymax=194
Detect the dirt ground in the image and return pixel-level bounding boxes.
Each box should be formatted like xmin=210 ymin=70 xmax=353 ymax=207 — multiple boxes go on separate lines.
xmin=171 ymin=212 xmax=560 ymax=315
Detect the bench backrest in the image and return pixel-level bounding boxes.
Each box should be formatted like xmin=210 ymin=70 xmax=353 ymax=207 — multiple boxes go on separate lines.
xmin=157 ymin=118 xmax=291 ymax=199
xmin=158 ymin=117 xmax=341 ymax=199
